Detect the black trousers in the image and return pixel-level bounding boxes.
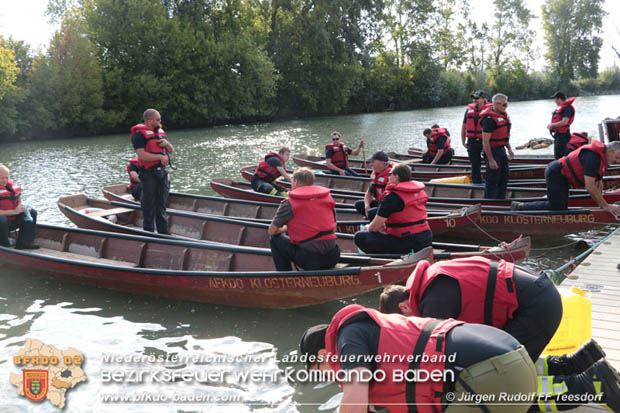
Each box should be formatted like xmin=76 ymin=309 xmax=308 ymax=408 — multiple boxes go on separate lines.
xmin=251 ymin=175 xmax=287 ymax=195
xmin=0 ymin=209 xmax=38 ymax=247
xmin=520 ymin=161 xmax=569 ymax=211
xmin=140 ymin=168 xmax=169 ymax=233
xmin=269 ymin=234 xmax=340 ymax=271
xmin=484 ymin=146 xmax=510 ymax=199
xmin=354 ymin=199 xmax=378 ymax=220
xmin=326 ymin=167 xmax=359 ymax=177
xmin=466 ymin=139 xmax=484 ymax=184
xmin=553 ymin=131 xmax=571 ymax=160
xmin=131 ymin=183 xmax=142 ymax=201
xmin=354 ymin=229 xmax=432 ymax=254
xmin=422 ymin=148 xmax=454 ymax=165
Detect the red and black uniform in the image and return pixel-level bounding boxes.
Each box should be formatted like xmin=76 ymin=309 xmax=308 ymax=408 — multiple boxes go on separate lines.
xmin=550 ymin=97 xmax=576 ymax=159
xmin=565 ymin=133 xmax=589 ymax=155
xmin=127 ymin=157 xmax=142 ymax=200
xmin=131 ymin=123 xmax=170 ymax=234
xmin=481 ymin=107 xmax=511 ymax=199
xmin=463 ymin=102 xmax=492 ymax=184
xmin=269 ymin=186 xmax=340 ymax=271
xmin=251 ymin=152 xmax=287 ymax=196
xmin=404 ymin=257 xmax=563 ymax=361
xmin=325 ymin=304 xmax=463 ymax=413
xmin=0 ymin=179 xmax=38 ymax=248
xmin=422 ymin=128 xmax=453 ymax=164
xmin=559 ymin=140 xmax=607 ymax=188
xmin=256 ymin=152 xmax=285 ymax=183
xmin=354 ymin=163 xmax=393 ymax=219
xmin=325 ymin=142 xmax=350 ymax=169
xmin=354 ymin=181 xmax=432 ymax=254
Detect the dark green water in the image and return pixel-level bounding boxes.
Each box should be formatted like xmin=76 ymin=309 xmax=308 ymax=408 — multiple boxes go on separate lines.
xmin=1 ymin=95 xmax=619 ymax=412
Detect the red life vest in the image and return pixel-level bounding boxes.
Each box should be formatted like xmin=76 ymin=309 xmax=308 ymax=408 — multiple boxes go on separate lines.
xmin=370 ymin=162 xmax=393 ymax=201
xmin=325 ymin=304 xmax=463 ymax=413
xmin=427 ymin=128 xmax=451 ymax=156
xmin=550 ymin=97 xmax=575 ymax=134
xmin=383 ymin=181 xmax=430 ymax=237
xmin=0 ymin=179 xmax=21 ymax=221
xmin=559 ymin=140 xmax=608 ymax=187
xmin=130 ymin=123 xmax=168 ymax=169
xmin=255 ymin=152 xmax=285 ymax=183
xmin=566 ymin=132 xmax=589 ymax=153
xmin=127 ymin=157 xmax=141 ymax=189
xmin=406 ymin=257 xmax=519 ymax=329
xmin=480 ymin=107 xmax=511 ymax=148
xmin=325 ymin=142 xmax=349 ymax=168
xmin=465 ymin=102 xmax=492 ymax=140
xmin=286 ymin=186 xmax=337 ymax=245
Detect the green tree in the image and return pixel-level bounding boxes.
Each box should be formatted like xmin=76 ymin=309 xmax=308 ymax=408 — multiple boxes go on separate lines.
xmin=0 ymin=39 xmax=18 ymax=101
xmin=0 ymin=38 xmax=34 ymax=138
xmin=542 ymin=0 xmax=605 ymax=84
xmin=488 ymin=0 xmax=536 ymax=69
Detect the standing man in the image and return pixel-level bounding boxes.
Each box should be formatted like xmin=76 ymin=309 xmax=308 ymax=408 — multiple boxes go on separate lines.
xmin=131 ymin=108 xmax=173 ymax=234
xmin=300 ymin=304 xmax=538 ymax=413
xmin=481 ymin=93 xmax=514 ymax=199
xmin=512 ymin=140 xmax=620 ymax=214
xmin=325 ymin=131 xmax=364 ymax=176
xmin=422 ymin=125 xmax=453 ymax=164
xmin=354 ymin=151 xmax=392 ymax=221
xmin=127 ymin=157 xmax=142 ymax=201
xmin=0 ymin=165 xmax=39 ymax=249
xmin=548 ymin=92 xmax=576 ymax=160
xmin=268 ymin=167 xmax=340 ymax=271
xmin=354 ymin=163 xmax=432 ymax=254
xmin=251 ymin=147 xmax=292 ymax=197
xmin=462 ymin=90 xmax=491 ymax=184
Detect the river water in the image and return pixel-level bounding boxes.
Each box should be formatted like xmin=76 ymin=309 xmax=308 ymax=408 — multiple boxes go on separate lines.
xmin=1 ymin=95 xmax=619 ymax=412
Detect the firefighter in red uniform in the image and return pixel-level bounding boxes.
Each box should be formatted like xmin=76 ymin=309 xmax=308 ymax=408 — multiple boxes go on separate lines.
xmin=301 ymin=304 xmax=538 ymax=413
xmin=268 ymin=167 xmax=340 ymax=271
xmin=564 ymin=132 xmax=589 ymax=155
xmin=482 ymin=93 xmax=514 ymax=199
xmin=127 ymin=157 xmax=142 ymax=200
xmin=461 ymin=90 xmax=492 ymax=183
xmin=354 ymin=151 xmax=393 ymax=221
xmin=422 ymin=125 xmax=453 ymax=164
xmin=547 ymin=92 xmax=576 ymax=160
xmin=379 ymin=257 xmax=620 ymax=412
xmin=325 ymin=131 xmax=364 ymax=176
xmin=354 ymin=163 xmax=432 ymax=254
xmin=513 ymin=141 xmax=620 ymax=214
xmin=251 ymin=147 xmax=291 ymax=197
xmin=0 ymin=165 xmax=38 ymax=249
xmin=131 ymin=108 xmax=174 ymax=234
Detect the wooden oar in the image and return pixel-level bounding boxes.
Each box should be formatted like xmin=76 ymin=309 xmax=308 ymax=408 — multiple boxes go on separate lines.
xmin=362 ymin=144 xmax=367 ymax=174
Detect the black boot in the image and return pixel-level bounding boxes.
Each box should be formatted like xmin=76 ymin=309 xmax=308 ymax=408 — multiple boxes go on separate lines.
xmin=584 ymin=360 xmax=620 ymax=412
xmin=546 ymin=339 xmax=606 ymax=376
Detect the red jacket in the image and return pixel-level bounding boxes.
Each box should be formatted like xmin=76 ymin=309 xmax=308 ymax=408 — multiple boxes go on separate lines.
xmin=465 ymin=102 xmax=492 ymax=140
xmin=127 ymin=157 xmax=141 ymax=189
xmin=131 ymin=124 xmax=168 ymax=169
xmin=406 ymin=257 xmax=519 ymax=328
xmin=566 ymin=132 xmax=589 ymax=153
xmin=559 ymin=140 xmax=607 ymax=187
xmin=384 ymin=181 xmax=430 ymax=237
xmin=370 ymin=162 xmax=393 ymax=201
xmin=325 ymin=304 xmax=463 ymax=413
xmin=550 ymin=97 xmax=575 ymax=134
xmin=256 ymin=152 xmax=285 ymax=183
xmin=0 ymin=179 xmax=21 ymax=221
xmin=480 ymin=107 xmax=511 ymax=148
xmin=286 ymin=186 xmax=337 ymax=245
xmin=427 ymin=128 xmax=451 ymax=156
xmin=325 ymin=142 xmax=349 ymax=168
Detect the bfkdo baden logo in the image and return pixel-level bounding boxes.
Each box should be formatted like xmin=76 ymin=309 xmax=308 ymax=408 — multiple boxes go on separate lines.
xmin=23 ymin=370 xmax=49 ymax=402
xmin=10 ymin=339 xmax=86 ymax=409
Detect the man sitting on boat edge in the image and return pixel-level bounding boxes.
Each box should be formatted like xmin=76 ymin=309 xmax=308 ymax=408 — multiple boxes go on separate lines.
xmin=354 ymin=163 xmax=433 ymax=255
xmin=268 ymin=167 xmax=340 ymax=271
xmin=354 ymin=151 xmax=393 ymax=221
xmin=325 ymin=131 xmax=364 ymax=176
xmin=0 ymin=165 xmax=39 ymax=249
xmin=252 ymin=147 xmax=292 ymax=197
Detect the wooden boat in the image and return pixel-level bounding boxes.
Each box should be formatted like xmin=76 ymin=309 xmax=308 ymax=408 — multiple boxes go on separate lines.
xmin=102 ymin=184 xmax=482 ymax=235
xmin=238 ymin=167 xmax=620 ymax=208
xmin=407 ymin=147 xmax=554 ymax=164
xmin=0 ymin=224 xmax=432 ymax=309
xmin=292 ymin=154 xmax=547 ymax=180
xmin=59 ymin=195 xmax=531 ymax=261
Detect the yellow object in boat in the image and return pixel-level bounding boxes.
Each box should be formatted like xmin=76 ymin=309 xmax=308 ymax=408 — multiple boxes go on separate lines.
xmin=542 ymin=287 xmax=592 ymax=356
xmin=429 ymin=175 xmax=471 ymax=184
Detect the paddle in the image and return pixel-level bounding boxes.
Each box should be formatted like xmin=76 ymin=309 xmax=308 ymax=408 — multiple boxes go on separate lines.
xmin=362 ymin=143 xmax=367 ymax=173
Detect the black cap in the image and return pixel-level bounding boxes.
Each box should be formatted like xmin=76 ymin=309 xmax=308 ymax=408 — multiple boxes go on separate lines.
xmin=551 ymin=91 xmax=566 ymax=100
xmin=366 ymin=150 xmax=389 ymax=163
xmin=471 ymin=90 xmax=487 ymax=99
xmin=299 ymin=324 xmax=328 ymax=368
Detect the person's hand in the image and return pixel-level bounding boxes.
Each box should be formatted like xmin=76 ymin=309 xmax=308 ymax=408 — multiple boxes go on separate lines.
xmin=604 ymin=204 xmax=620 ymax=219
xmin=364 ymin=204 xmax=369 ymax=218
xmin=14 ymin=204 xmax=25 ymax=214
xmin=546 ymin=124 xmax=552 ymax=130
xmin=160 ymin=155 xmax=170 ymax=166
xmin=508 ymin=149 xmax=514 ymax=160
xmin=489 ymin=159 xmax=498 ymax=170
xmin=359 ymin=139 xmax=364 ymax=148
xmin=158 ymin=138 xmax=170 ymax=148
xmin=462 ymin=140 xmax=468 ymax=149
xmin=339 ymin=170 xmax=346 ymax=176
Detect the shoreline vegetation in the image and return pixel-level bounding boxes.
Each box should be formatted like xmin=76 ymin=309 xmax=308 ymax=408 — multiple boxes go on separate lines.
xmin=0 ymin=0 xmax=618 ymax=143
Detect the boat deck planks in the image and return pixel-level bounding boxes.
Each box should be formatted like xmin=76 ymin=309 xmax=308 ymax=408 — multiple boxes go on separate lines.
xmin=561 ymin=230 xmax=620 ymax=412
